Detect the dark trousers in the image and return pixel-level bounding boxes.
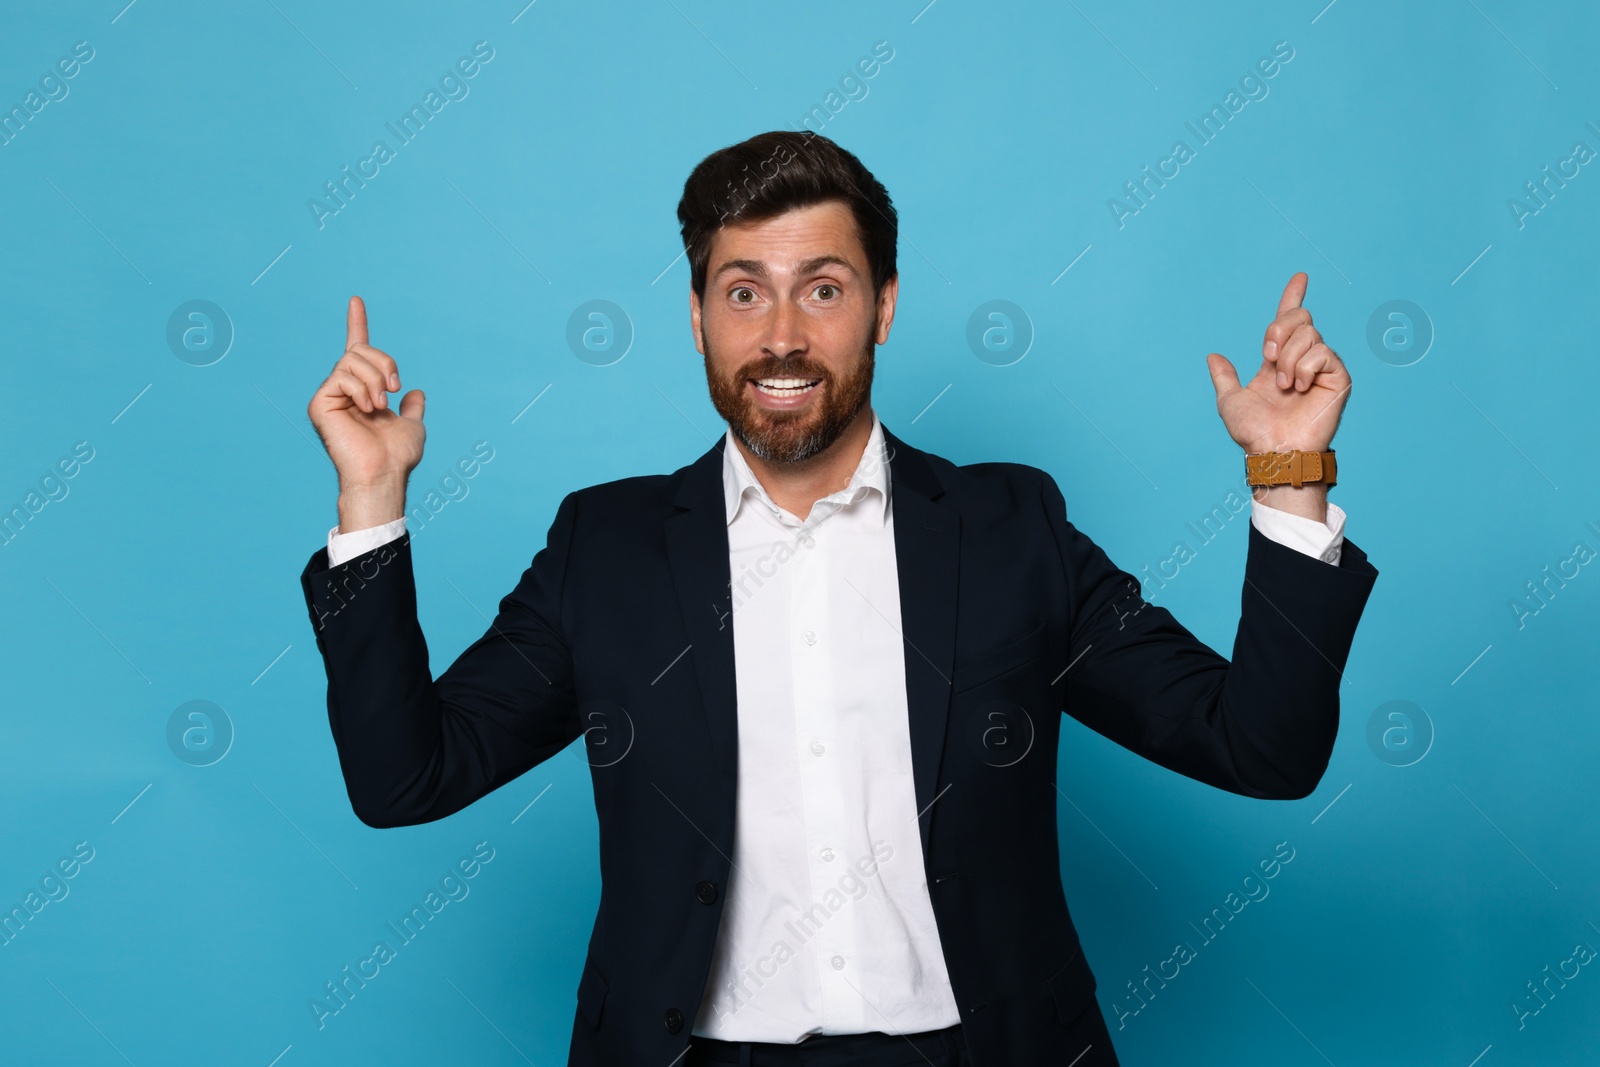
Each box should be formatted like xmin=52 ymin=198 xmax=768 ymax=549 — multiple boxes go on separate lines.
xmin=687 ymin=1024 xmax=967 ymax=1066
xmin=686 ymin=1011 xmax=1121 ymax=1066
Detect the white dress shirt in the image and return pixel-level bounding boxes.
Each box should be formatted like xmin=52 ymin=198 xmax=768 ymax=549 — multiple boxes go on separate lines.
xmin=321 ymin=415 xmax=1347 ymax=1040
xmin=692 ymin=413 xmax=962 ymax=1039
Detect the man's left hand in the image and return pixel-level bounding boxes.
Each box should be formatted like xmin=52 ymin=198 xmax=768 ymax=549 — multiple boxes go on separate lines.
xmin=1206 ymin=271 xmax=1351 ymax=454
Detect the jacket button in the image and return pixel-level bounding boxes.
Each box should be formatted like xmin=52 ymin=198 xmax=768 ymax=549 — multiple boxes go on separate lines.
xmin=664 ymin=1007 xmax=684 ymax=1033
xmin=696 ymin=880 xmax=718 ymax=904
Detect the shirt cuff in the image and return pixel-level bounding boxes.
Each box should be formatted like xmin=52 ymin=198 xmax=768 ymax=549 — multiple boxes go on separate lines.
xmin=326 ymin=517 xmax=407 ymax=568
xmin=1249 ymin=499 xmax=1345 ymax=566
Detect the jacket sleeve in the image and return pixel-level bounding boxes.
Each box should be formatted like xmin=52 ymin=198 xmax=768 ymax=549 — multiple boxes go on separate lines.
xmin=299 ymin=490 xmax=582 ymax=827
xmin=1039 ymin=470 xmax=1379 ymax=799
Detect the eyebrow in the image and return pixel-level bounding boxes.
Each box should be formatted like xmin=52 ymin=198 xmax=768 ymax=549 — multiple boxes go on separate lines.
xmin=710 ymin=254 xmax=859 ymax=283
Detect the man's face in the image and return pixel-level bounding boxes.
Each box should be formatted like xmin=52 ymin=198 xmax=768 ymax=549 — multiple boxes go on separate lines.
xmin=691 ymin=199 xmax=897 ymax=464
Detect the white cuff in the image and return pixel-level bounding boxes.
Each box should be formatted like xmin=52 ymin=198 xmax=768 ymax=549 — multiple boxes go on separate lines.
xmin=326 ymin=517 xmax=407 ymax=568
xmin=1250 ymin=499 xmax=1345 ymax=566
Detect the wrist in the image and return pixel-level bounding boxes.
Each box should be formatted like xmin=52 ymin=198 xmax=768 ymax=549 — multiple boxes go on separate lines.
xmin=1243 ymin=440 xmax=1329 ymax=455
xmin=337 ymin=478 xmax=407 ymax=533
xmin=1251 ymin=483 xmax=1329 ymax=524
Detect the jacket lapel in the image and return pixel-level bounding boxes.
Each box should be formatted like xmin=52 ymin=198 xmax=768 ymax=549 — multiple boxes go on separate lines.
xmin=880 ymin=425 xmax=961 ymax=860
xmin=664 ymin=424 xmax=961 ymax=860
xmin=664 ymin=437 xmax=741 ymax=802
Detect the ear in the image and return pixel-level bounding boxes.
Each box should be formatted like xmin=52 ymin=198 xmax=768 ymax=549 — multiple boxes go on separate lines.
xmin=689 ymin=287 xmax=705 ymax=355
xmin=873 ymin=274 xmax=899 ymax=345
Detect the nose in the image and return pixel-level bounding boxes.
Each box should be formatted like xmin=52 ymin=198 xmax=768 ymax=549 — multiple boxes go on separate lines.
xmin=762 ymin=293 xmax=807 ymax=362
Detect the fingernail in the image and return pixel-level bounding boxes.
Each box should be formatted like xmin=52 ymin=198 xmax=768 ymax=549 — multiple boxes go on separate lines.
xmin=1264 ymin=341 xmax=1278 ymax=360
xmin=389 ymin=373 xmax=399 ymax=390
xmin=1276 ymin=371 xmax=1289 ymax=388
xmin=378 ymin=393 xmax=387 ymax=407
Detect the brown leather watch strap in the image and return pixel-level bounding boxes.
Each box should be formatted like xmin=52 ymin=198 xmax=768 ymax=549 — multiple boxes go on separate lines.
xmin=1244 ymin=449 xmax=1337 ymax=488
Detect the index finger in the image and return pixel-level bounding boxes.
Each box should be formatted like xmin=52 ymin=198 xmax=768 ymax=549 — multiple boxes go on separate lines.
xmin=1276 ymin=272 xmax=1308 ymax=317
xmin=346 ymin=295 xmax=368 ymax=349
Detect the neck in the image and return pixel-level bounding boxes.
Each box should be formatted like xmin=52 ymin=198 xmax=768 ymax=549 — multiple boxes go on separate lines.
xmin=733 ymin=404 xmax=876 ymax=521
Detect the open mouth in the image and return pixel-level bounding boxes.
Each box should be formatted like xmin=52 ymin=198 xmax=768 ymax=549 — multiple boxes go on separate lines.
xmin=750 ymin=377 xmax=822 ymax=398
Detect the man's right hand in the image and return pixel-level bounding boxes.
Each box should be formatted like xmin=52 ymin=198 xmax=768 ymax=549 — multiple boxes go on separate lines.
xmin=308 ymin=295 xmax=427 ymax=532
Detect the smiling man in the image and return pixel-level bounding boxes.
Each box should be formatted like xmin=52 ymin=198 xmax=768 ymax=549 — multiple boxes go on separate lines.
xmin=300 ymin=130 xmax=1379 ymax=1066
xmin=694 ymin=198 xmax=889 ymax=519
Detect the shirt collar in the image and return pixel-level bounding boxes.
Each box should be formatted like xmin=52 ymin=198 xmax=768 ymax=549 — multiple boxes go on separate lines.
xmin=721 ymin=410 xmax=891 ymax=527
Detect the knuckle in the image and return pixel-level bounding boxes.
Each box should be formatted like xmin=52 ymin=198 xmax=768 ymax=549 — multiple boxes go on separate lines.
xmin=1270 ymin=310 xmax=1308 ymax=339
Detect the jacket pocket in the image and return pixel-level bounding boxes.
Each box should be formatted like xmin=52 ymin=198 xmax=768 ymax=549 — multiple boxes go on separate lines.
xmin=1045 ymin=947 xmax=1098 ymax=1026
xmin=952 ymin=621 xmax=1047 ymax=694
xmin=577 ymin=955 xmax=609 ymax=1029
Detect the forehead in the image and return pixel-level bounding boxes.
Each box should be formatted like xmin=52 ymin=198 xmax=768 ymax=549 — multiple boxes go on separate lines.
xmin=707 ymin=200 xmax=865 ymax=273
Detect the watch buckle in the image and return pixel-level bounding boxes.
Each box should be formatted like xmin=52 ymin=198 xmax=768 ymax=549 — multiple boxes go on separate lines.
xmin=1291 ymin=450 xmax=1320 ymax=487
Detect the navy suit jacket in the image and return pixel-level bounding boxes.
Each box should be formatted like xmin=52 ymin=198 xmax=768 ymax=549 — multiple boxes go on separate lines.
xmin=299 ymin=425 xmax=1378 ymax=1065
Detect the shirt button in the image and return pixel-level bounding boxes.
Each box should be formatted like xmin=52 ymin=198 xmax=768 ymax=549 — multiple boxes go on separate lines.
xmin=803 ymin=630 xmax=817 ymax=645
xmin=800 ymin=533 xmax=815 ymax=549
xmin=821 ymin=848 xmax=835 ymax=862
xmin=831 ymin=955 xmax=845 ymax=970
xmin=811 ymin=742 xmax=825 ymax=757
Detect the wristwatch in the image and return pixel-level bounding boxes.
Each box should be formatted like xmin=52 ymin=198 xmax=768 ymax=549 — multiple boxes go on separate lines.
xmin=1245 ymin=449 xmax=1336 ymax=488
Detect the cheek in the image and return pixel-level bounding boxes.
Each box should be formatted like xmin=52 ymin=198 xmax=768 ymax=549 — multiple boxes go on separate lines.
xmin=700 ymin=323 xmax=746 ymax=374
xmin=708 ymin=308 xmax=768 ymax=349
xmin=819 ymin=310 xmax=873 ymax=354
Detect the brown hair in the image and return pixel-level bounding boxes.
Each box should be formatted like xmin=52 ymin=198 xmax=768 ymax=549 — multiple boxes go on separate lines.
xmin=676 ymin=130 xmax=897 ymax=301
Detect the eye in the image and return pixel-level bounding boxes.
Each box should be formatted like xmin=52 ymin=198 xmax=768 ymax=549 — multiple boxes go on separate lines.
xmin=814 ymin=284 xmax=838 ymax=300
xmin=731 ymin=287 xmax=756 ymax=303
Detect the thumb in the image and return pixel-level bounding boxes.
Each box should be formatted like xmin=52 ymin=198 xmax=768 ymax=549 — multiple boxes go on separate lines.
xmin=1205 ymin=353 xmax=1241 ymax=400
xmin=397 ymin=388 xmax=425 ymax=422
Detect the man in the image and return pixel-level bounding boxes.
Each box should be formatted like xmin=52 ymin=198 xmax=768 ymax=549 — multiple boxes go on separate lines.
xmin=300 ymin=130 xmax=1378 ymax=1066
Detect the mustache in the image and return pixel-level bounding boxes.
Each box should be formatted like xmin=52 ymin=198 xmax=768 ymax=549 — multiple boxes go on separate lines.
xmin=738 ymin=358 xmax=830 ymax=381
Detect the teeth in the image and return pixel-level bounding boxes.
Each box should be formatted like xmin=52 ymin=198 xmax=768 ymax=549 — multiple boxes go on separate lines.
xmin=753 ymin=377 xmax=820 ymax=397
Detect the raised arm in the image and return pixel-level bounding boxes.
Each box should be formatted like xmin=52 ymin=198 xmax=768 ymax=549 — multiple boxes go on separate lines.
xmin=300 ymin=296 xmax=581 ymax=827
xmin=1050 ymin=272 xmax=1377 ymax=797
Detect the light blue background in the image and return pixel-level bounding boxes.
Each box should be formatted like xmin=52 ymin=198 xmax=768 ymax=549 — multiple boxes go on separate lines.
xmin=1 ymin=1 xmax=1596 ymax=1064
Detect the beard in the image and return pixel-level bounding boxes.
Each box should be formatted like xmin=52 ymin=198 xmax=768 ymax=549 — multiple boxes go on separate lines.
xmin=703 ymin=324 xmax=876 ymax=465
